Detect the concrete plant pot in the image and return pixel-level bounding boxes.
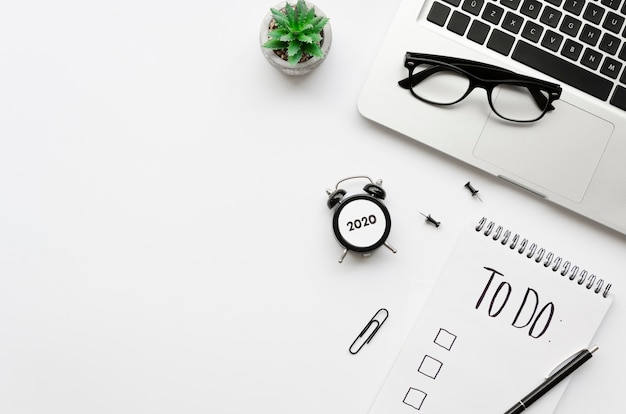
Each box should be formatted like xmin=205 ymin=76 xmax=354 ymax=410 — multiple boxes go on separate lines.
xmin=259 ymin=2 xmax=332 ymax=76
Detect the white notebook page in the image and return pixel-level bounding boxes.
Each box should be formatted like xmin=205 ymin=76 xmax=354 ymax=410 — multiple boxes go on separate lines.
xmin=369 ymin=219 xmax=613 ymax=414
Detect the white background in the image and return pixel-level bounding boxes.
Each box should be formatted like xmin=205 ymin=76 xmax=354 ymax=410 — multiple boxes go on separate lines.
xmin=0 ymin=1 xmax=624 ymax=413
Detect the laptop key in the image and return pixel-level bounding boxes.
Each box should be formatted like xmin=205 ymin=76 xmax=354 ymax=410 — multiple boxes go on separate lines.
xmin=583 ymin=3 xmax=605 ymax=25
xmin=541 ymin=30 xmax=564 ymax=51
xmin=502 ymin=11 xmax=525 ymax=34
xmin=610 ymin=85 xmax=626 ymax=110
xmin=501 ymin=0 xmax=522 ymax=10
xmin=462 ymin=0 xmax=484 ymax=16
xmin=521 ymin=20 xmax=544 ymax=42
xmin=467 ymin=20 xmax=491 ymax=44
xmin=603 ymin=11 xmax=625 ymax=34
xmin=563 ymin=0 xmax=585 ymax=16
xmin=482 ymin=3 xmax=505 ymax=24
xmin=618 ymin=43 xmax=626 ymax=60
xmin=520 ymin=0 xmax=542 ymax=19
xmin=580 ymin=23 xmax=602 ymax=46
xmin=562 ymin=39 xmax=584 ymax=60
xmin=487 ymin=28 xmax=515 ymax=55
xmin=427 ymin=2 xmax=452 ymax=27
xmin=599 ymin=33 xmax=621 ymax=55
xmin=581 ymin=48 xmax=603 ymax=70
xmin=512 ymin=41 xmax=614 ymax=100
xmin=602 ymin=0 xmax=622 ymax=11
xmin=447 ymin=11 xmax=471 ymax=35
xmin=560 ymin=15 xmax=582 ymax=37
xmin=540 ymin=6 xmax=562 ymax=28
xmin=600 ymin=57 xmax=623 ymax=79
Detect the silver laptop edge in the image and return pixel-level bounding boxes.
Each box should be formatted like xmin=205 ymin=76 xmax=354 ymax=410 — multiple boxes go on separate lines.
xmin=358 ymin=0 xmax=626 ymax=235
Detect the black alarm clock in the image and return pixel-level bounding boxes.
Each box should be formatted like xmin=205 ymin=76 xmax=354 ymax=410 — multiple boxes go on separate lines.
xmin=326 ymin=176 xmax=396 ymax=263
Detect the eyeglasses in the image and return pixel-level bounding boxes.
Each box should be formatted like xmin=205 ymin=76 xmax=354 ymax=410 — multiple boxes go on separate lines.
xmin=398 ymin=52 xmax=562 ymax=123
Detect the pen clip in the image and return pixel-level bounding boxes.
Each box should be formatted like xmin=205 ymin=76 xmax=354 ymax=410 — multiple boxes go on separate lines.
xmin=349 ymin=308 xmax=389 ymax=355
xmin=546 ymin=346 xmax=598 ymax=378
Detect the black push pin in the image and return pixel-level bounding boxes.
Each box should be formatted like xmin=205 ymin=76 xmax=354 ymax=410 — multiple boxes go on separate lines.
xmin=420 ymin=212 xmax=441 ymax=227
xmin=464 ymin=181 xmax=483 ymax=202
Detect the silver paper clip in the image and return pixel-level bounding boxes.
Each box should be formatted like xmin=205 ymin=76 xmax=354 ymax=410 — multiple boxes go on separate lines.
xmin=349 ymin=308 xmax=389 ymax=355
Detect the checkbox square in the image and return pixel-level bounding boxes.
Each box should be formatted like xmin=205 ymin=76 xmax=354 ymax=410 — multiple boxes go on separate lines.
xmin=403 ymin=387 xmax=427 ymax=410
xmin=418 ymin=355 xmax=442 ymax=379
xmin=434 ymin=328 xmax=456 ymax=350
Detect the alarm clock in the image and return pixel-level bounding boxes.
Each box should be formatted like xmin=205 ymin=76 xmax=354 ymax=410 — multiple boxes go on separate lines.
xmin=326 ymin=176 xmax=396 ymax=263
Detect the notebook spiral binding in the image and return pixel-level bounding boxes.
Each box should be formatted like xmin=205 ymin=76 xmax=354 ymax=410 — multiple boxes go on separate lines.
xmin=476 ymin=217 xmax=612 ymax=298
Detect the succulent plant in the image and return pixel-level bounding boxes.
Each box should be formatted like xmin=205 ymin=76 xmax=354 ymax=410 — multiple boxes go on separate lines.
xmin=262 ymin=0 xmax=330 ymax=66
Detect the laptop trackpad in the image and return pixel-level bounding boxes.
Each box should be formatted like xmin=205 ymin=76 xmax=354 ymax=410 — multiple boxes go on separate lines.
xmin=473 ymin=101 xmax=613 ymax=202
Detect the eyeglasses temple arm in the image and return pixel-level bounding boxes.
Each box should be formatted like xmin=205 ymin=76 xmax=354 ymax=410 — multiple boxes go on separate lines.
xmin=398 ymin=66 xmax=449 ymax=89
xmin=398 ymin=76 xmax=412 ymax=89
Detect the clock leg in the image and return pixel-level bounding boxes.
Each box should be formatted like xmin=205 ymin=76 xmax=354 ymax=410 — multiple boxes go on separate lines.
xmin=338 ymin=248 xmax=349 ymax=263
xmin=384 ymin=242 xmax=397 ymax=254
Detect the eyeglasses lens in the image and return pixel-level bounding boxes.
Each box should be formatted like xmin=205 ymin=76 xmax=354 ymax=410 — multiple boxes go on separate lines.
xmin=490 ymin=84 xmax=549 ymax=122
xmin=410 ymin=65 xmax=470 ymax=105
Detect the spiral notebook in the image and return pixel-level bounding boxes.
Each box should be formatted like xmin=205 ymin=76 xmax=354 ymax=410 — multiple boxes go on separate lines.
xmin=369 ymin=217 xmax=613 ymax=414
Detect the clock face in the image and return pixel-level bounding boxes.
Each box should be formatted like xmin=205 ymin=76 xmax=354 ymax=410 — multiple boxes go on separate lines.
xmin=332 ymin=194 xmax=391 ymax=252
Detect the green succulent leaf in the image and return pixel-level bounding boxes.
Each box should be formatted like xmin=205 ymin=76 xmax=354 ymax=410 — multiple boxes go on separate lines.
xmin=297 ymin=33 xmax=313 ymax=43
xmin=285 ymin=2 xmax=296 ymax=24
xmin=280 ymin=32 xmax=296 ymax=42
xmin=296 ymin=0 xmax=307 ymax=25
xmin=288 ymin=49 xmax=304 ymax=65
xmin=312 ymin=16 xmax=329 ymax=32
xmin=270 ymin=8 xmax=289 ymax=28
xmin=307 ymin=32 xmax=322 ymax=43
xmin=304 ymin=6 xmax=316 ymax=25
xmin=268 ymin=28 xmax=289 ymax=39
xmin=263 ymin=39 xmax=288 ymax=49
xmin=302 ymin=42 xmax=323 ymax=58
xmin=287 ymin=41 xmax=302 ymax=57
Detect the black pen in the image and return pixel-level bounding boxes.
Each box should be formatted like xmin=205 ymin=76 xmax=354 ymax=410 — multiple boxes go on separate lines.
xmin=503 ymin=346 xmax=598 ymax=414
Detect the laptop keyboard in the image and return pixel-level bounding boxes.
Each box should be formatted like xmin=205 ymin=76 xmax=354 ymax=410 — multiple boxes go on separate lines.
xmin=425 ymin=0 xmax=626 ymax=111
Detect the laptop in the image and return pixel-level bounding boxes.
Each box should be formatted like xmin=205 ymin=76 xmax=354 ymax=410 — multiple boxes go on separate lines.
xmin=358 ymin=0 xmax=626 ymax=236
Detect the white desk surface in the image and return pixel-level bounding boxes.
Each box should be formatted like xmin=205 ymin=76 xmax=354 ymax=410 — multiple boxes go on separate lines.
xmin=1 ymin=1 xmax=624 ymax=413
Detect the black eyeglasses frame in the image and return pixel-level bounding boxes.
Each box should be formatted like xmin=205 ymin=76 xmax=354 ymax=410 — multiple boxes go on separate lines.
xmin=398 ymin=52 xmax=562 ymax=123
